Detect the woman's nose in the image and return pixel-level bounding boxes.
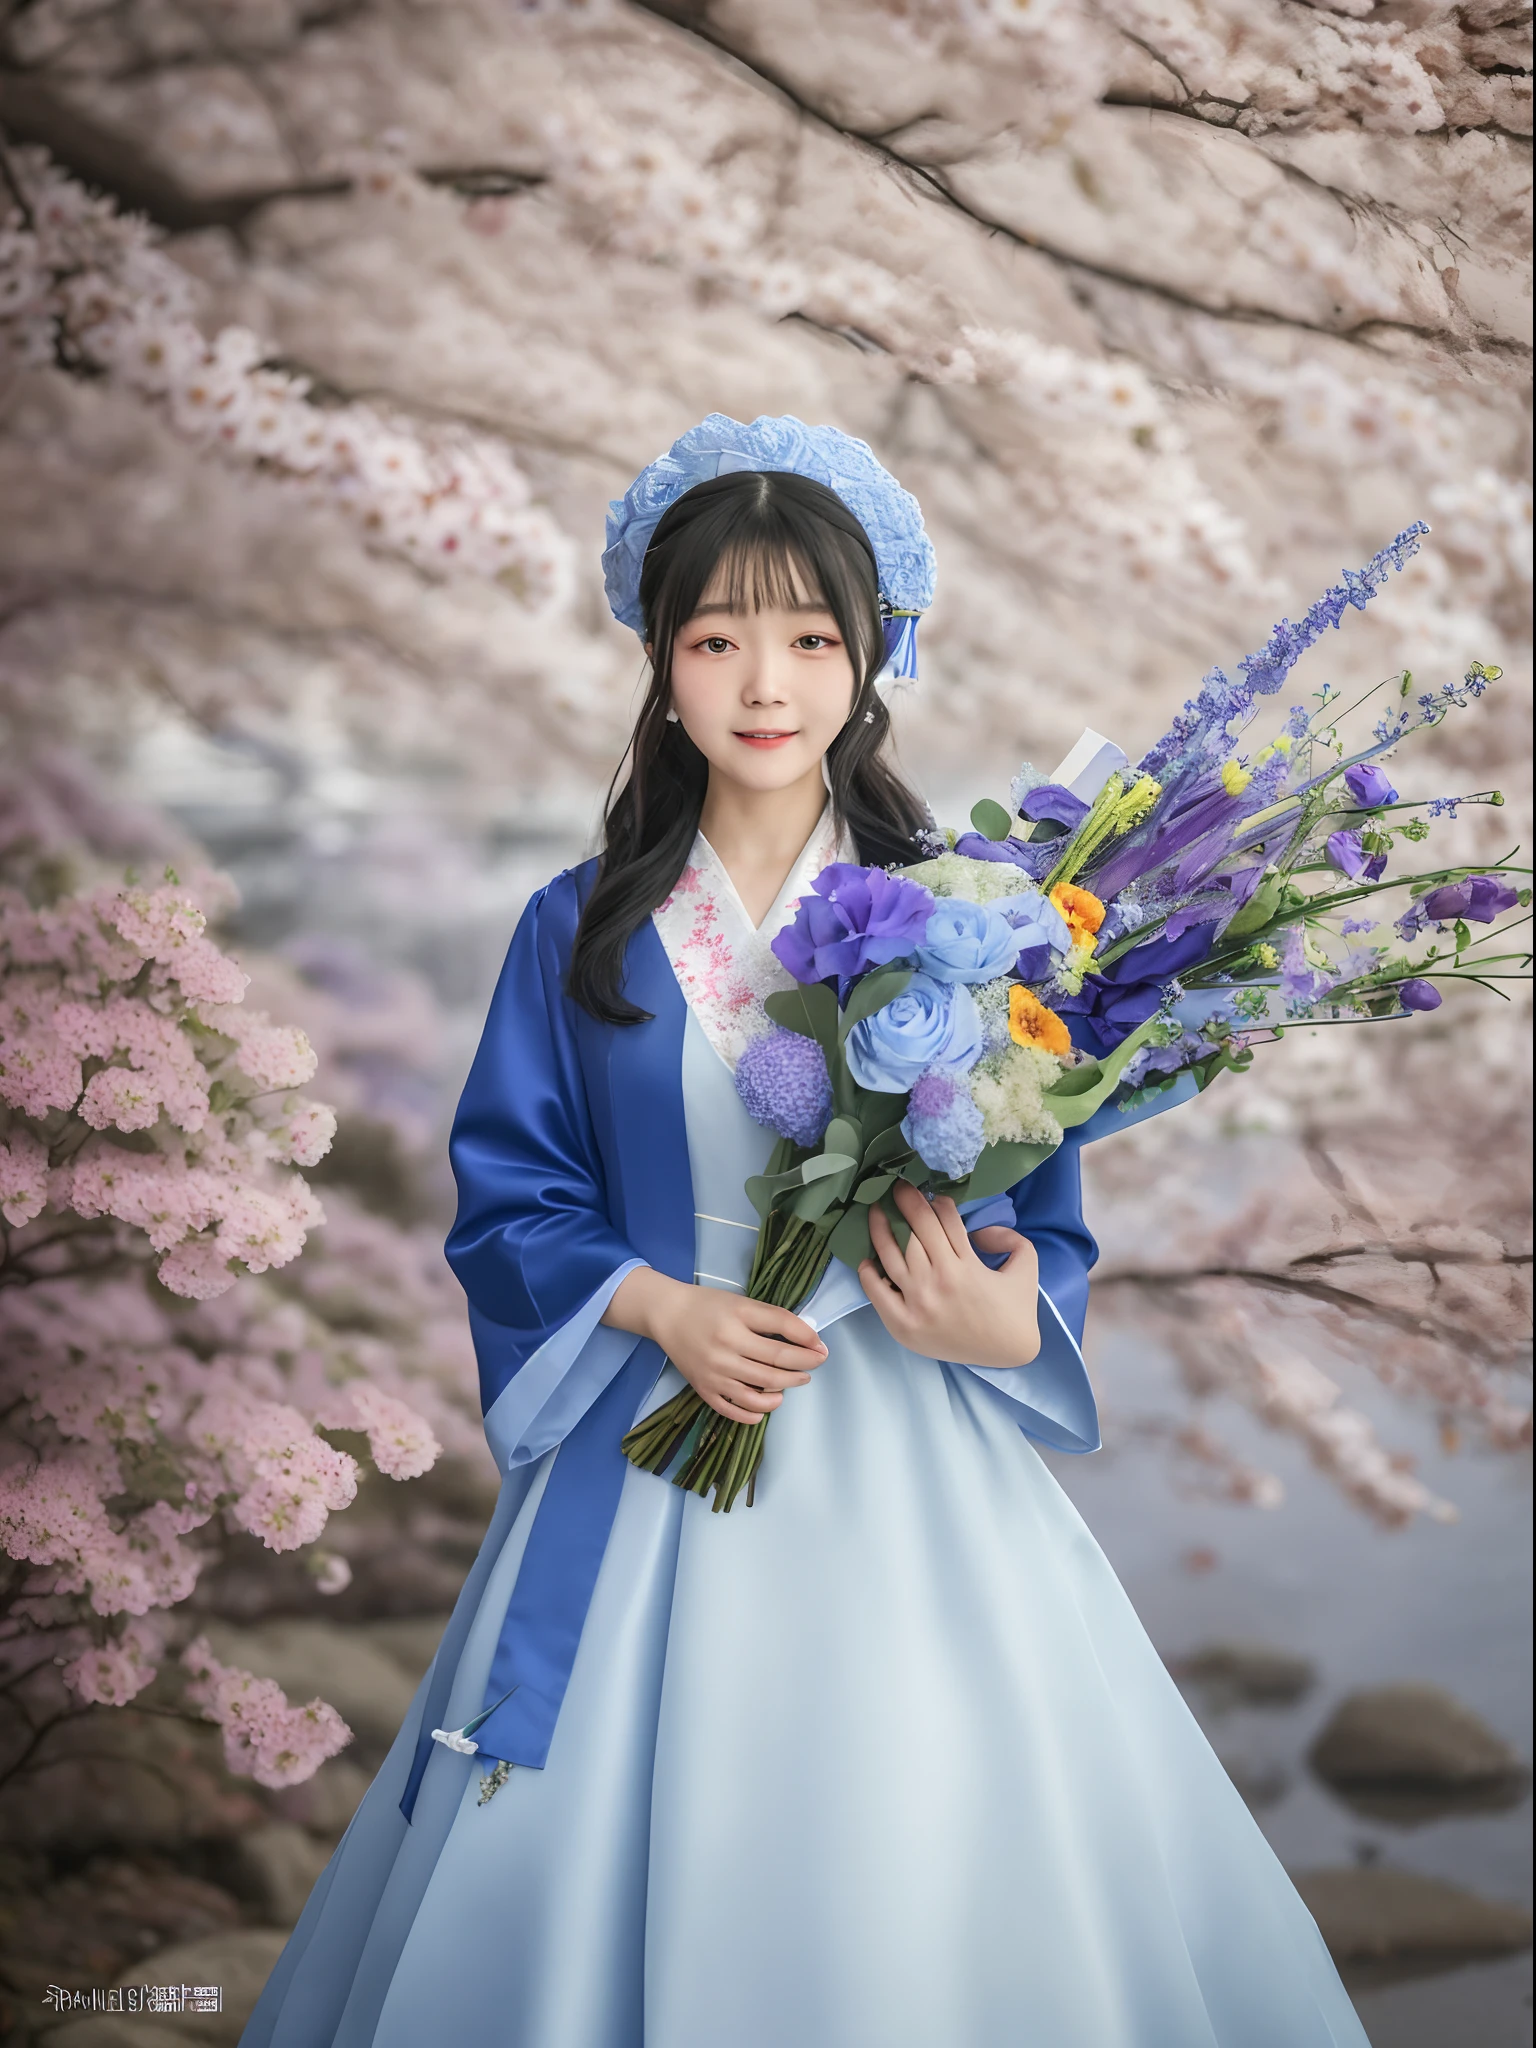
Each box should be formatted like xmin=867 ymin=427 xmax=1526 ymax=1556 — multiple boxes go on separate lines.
xmin=741 ymin=648 xmax=791 ymax=704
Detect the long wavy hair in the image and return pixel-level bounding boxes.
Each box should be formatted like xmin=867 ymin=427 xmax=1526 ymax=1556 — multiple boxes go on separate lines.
xmin=567 ymin=469 xmax=931 ymax=1025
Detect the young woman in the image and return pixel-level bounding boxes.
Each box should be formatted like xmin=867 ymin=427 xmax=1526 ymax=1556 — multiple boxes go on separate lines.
xmin=244 ymin=417 xmax=1368 ymax=2048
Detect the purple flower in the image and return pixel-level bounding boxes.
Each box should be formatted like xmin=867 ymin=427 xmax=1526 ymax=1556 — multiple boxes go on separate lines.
xmin=1398 ymin=979 xmax=1442 ymax=1012
xmin=902 ymin=1068 xmax=986 ymax=1178
xmin=1420 ymin=875 xmax=1519 ymax=925
xmin=771 ymin=863 xmax=934 ymax=991
xmin=1326 ymin=828 xmax=1387 ymax=883
xmin=1279 ymin=926 xmax=1334 ymax=1006
xmin=1019 ymin=784 xmax=1090 ymax=831
xmin=951 ymin=832 xmax=1055 ymax=881
xmin=735 ymin=1027 xmax=833 ymax=1147
xmin=1344 ymin=762 xmax=1398 ymax=807
xmin=1055 ymin=924 xmax=1217 ymax=1053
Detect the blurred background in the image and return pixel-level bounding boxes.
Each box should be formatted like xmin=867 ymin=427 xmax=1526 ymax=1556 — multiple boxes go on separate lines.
xmin=0 ymin=1 xmax=1530 ymax=2043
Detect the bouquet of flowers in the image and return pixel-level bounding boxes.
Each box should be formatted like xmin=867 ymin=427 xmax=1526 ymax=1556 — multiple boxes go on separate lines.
xmin=622 ymin=524 xmax=1530 ymax=1511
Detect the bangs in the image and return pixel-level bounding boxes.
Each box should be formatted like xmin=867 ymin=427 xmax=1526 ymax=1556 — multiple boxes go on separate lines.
xmin=701 ymin=531 xmax=826 ymax=615
xmin=640 ymin=470 xmax=884 ymax=684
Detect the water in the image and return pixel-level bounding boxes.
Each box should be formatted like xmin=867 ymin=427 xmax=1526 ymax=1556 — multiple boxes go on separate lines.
xmin=1046 ymin=1326 xmax=1533 ymax=2048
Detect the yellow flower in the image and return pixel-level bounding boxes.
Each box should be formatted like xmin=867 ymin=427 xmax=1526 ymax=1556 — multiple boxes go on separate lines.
xmin=1050 ymin=882 xmax=1105 ymax=951
xmin=1254 ymin=943 xmax=1279 ymax=970
xmin=1221 ymin=760 xmax=1253 ymax=797
xmin=1009 ymin=985 xmax=1072 ymax=1056
xmin=1252 ymin=735 xmax=1293 ymax=768
xmin=1112 ymin=773 xmax=1161 ymax=831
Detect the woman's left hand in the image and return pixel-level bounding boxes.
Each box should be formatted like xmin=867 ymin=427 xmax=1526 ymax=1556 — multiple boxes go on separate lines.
xmin=859 ymin=1178 xmax=1041 ymax=1369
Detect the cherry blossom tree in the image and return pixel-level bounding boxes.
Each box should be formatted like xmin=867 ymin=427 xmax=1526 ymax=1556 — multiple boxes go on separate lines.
xmin=0 ymin=0 xmax=1529 ymax=1621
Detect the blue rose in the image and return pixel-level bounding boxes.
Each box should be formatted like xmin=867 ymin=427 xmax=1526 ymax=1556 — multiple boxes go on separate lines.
xmin=845 ymin=973 xmax=984 ymax=1094
xmin=915 ymin=899 xmax=1021 ymax=984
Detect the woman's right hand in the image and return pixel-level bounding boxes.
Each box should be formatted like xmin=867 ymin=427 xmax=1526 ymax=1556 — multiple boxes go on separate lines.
xmin=603 ymin=1269 xmax=827 ymax=1424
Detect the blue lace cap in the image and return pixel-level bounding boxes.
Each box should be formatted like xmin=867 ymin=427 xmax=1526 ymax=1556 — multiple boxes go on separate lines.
xmin=603 ymin=413 xmax=937 ymax=683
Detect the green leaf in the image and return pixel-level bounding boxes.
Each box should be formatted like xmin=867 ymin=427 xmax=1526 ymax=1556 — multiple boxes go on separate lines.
xmin=838 ymin=963 xmax=913 ymax=1042
xmin=1224 ymin=875 xmax=1285 ymax=940
xmin=822 ymin=1115 xmax=863 ymax=1162
xmin=953 ymin=1138 xmax=1060 ymax=1204
xmin=828 ymin=1204 xmax=875 ymax=1271
xmin=764 ymin=982 xmax=839 ymax=1057
xmin=970 ymin=797 xmax=1012 ymax=842
xmin=853 ymin=1171 xmax=898 ymax=1204
xmin=859 ymin=1122 xmax=912 ymax=1172
xmin=790 ymin=1175 xmax=852 ymax=1222
xmin=1044 ymin=1057 xmax=1105 ymax=1100
xmin=801 ymin=1150 xmax=858 ymax=1183
xmin=1045 ymin=1015 xmax=1166 ymax=1129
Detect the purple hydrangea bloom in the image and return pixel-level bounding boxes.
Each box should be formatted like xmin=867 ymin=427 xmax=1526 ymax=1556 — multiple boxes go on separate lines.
xmin=1398 ymin=979 xmax=1442 ymax=1012
xmin=735 ymin=1027 xmax=833 ymax=1147
xmin=1344 ymin=762 xmax=1398 ymax=807
xmin=1420 ymin=874 xmax=1519 ymax=924
xmin=1326 ymin=828 xmax=1387 ymax=883
xmin=771 ymin=863 xmax=934 ymax=992
xmin=901 ymin=1069 xmax=987 ymax=1179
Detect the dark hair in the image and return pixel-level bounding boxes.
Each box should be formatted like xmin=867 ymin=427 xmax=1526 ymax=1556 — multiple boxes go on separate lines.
xmin=568 ymin=469 xmax=930 ymax=1025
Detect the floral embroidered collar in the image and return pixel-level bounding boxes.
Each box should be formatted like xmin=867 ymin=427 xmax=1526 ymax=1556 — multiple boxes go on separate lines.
xmin=653 ymin=806 xmax=849 ymax=1071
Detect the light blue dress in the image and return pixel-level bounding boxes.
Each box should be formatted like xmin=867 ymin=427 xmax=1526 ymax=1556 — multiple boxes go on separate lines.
xmin=244 ymin=1009 xmax=1368 ymax=2048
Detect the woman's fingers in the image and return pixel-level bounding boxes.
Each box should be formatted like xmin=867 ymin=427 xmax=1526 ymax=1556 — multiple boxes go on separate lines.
xmin=891 ymin=1179 xmax=947 ymax=1267
xmin=731 ymin=1341 xmax=816 ymax=1385
xmin=705 ymin=1386 xmax=779 ymax=1423
xmin=867 ymin=1200 xmax=911 ymax=1287
xmin=930 ymin=1195 xmax=973 ymax=1258
xmin=971 ymin=1224 xmax=1030 ymax=1257
xmin=742 ymin=1301 xmax=826 ymax=1352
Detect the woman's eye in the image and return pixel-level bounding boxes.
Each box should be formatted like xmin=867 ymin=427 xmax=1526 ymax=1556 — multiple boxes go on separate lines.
xmin=795 ymin=634 xmax=833 ymax=651
xmin=702 ymin=636 xmax=731 ymax=654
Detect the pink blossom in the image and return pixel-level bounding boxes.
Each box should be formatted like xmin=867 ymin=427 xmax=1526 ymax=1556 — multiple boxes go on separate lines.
xmin=270 ymin=1101 xmax=337 ymax=1168
xmin=182 ymin=1637 xmax=352 ymax=1787
xmin=347 ymin=1383 xmax=442 ymax=1481
xmin=0 ymin=994 xmax=83 ymax=1116
xmin=0 ymin=1128 xmax=49 ymax=1226
xmin=63 ymin=1617 xmax=163 ymax=1705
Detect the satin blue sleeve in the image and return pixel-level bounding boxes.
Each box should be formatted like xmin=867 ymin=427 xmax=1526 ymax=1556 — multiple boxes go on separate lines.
xmin=959 ymin=1130 xmax=1101 ymax=1454
xmin=446 ymin=881 xmax=648 ymax=1424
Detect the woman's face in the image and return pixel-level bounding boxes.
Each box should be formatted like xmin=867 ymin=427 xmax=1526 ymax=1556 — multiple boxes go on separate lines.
xmin=664 ymin=564 xmax=859 ymax=797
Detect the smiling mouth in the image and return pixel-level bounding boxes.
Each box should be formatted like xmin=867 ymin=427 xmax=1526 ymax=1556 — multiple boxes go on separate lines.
xmin=735 ymin=730 xmax=797 ymax=747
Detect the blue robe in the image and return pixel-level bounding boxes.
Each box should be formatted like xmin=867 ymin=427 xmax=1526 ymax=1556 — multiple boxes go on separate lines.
xmin=241 ymin=864 xmax=1367 ymax=2048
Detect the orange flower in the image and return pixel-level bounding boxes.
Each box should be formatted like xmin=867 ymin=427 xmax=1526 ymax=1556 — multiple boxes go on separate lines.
xmin=1050 ymin=882 xmax=1105 ymax=952
xmin=1008 ymin=985 xmax=1072 ymax=1056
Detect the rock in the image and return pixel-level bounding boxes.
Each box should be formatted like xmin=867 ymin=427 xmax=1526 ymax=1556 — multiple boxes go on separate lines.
xmin=117 ymin=1929 xmax=286 ymax=2047
xmin=198 ymin=1619 xmax=416 ymax=1755
xmin=39 ymin=2023 xmax=187 ymax=2048
xmin=1310 ymin=1684 xmax=1526 ymax=1795
xmin=222 ymin=1823 xmax=332 ymax=1927
xmin=0 ymin=1714 xmax=264 ymax=1860
xmin=0 ymin=1856 xmax=243 ymax=2009
xmin=267 ymin=1756 xmax=372 ymax=1841
xmin=1174 ymin=1643 xmax=1316 ymax=1706
xmin=1296 ymin=1867 xmax=1533 ymax=1980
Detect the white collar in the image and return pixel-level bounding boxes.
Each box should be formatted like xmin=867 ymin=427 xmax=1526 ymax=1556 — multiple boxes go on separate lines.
xmin=652 ymin=805 xmax=849 ymax=1070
